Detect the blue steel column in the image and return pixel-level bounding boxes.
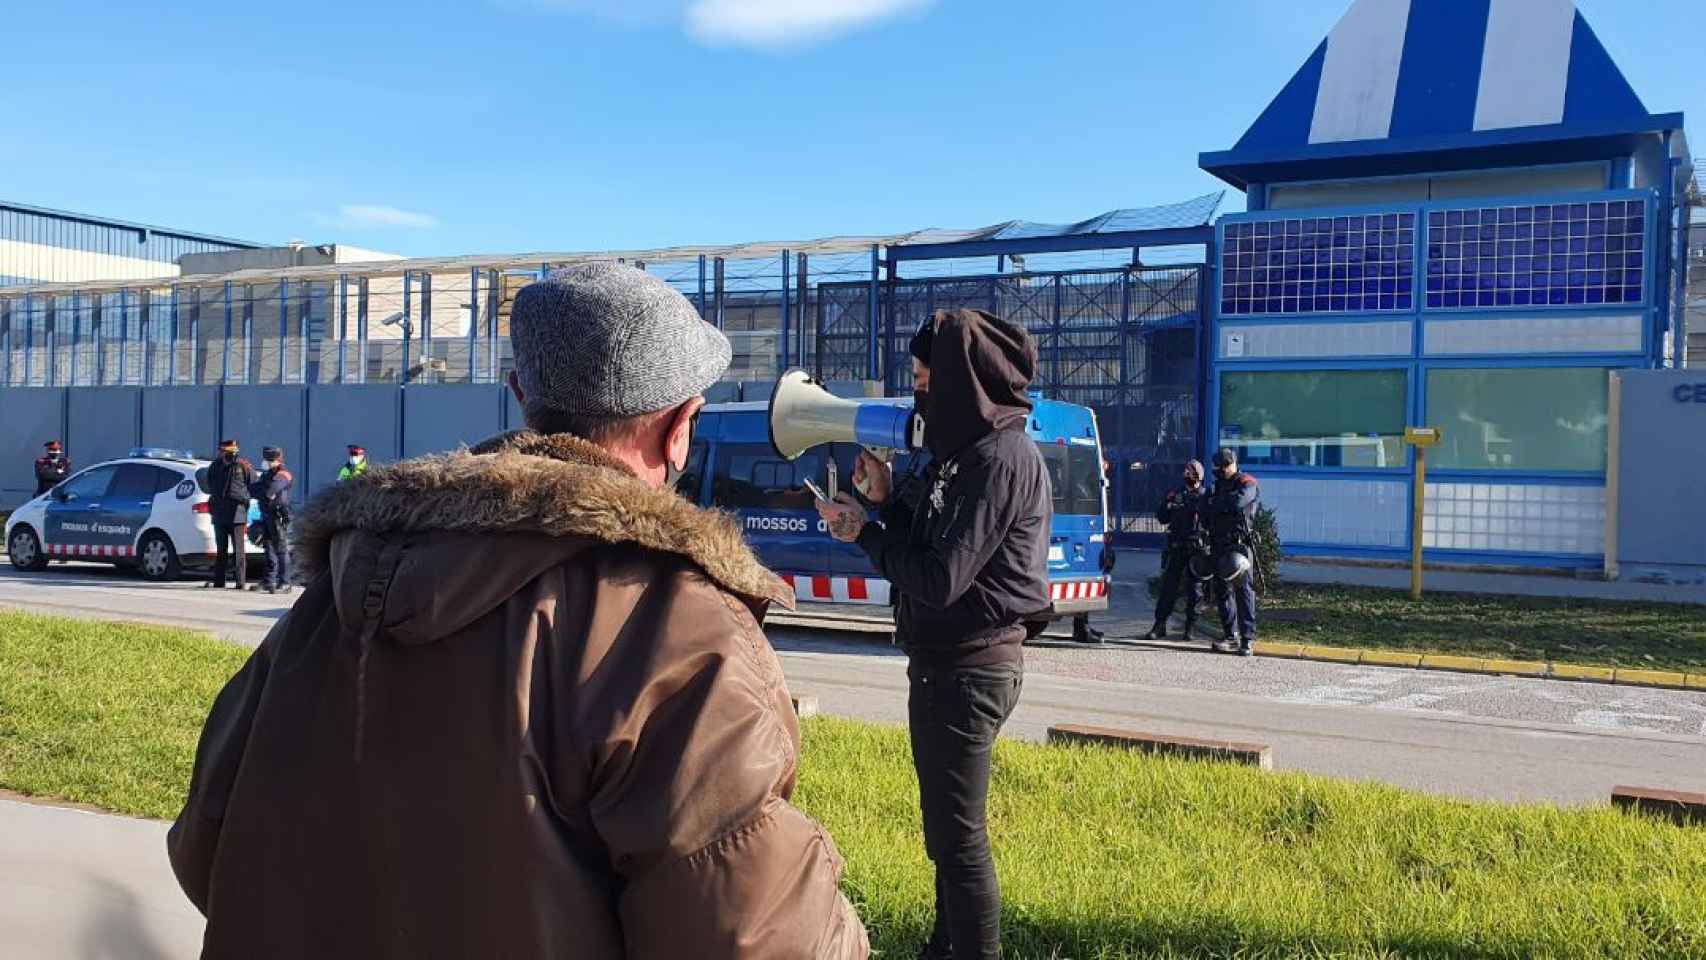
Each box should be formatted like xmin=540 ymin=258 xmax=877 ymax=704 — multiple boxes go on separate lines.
xmin=69 ymin=291 xmax=81 ymax=387
xmin=867 ymin=245 xmax=880 ymax=381
xmin=92 ymin=293 xmax=104 ymax=385
xmin=336 ymin=276 xmax=348 ymax=383
xmin=298 ymin=280 xmax=311 ymax=384
xmin=486 ymin=270 xmax=500 ymax=383
xmin=1 ymin=299 xmax=10 ymax=387
xmin=797 ymin=252 xmax=809 ymax=368
xmin=169 ymin=286 xmax=181 ymax=385
xmin=357 ymin=278 xmax=370 ymax=384
xmin=191 ymin=287 xmax=204 ymax=384
xmin=1050 ymin=275 xmax=1064 ymax=394
xmin=277 ymin=279 xmax=289 ymax=384
xmin=713 ymin=258 xmax=726 ymax=329
xmin=401 ymin=271 xmax=413 ymax=385
xmin=223 ymin=282 xmax=234 ymax=383
xmin=1654 ymin=131 xmax=1674 ymax=367
xmin=421 ymin=272 xmax=433 ymax=382
xmin=1116 ymin=269 xmax=1131 ymax=536
xmin=45 ymin=296 xmax=57 ymax=388
xmin=467 ymin=268 xmax=480 ymax=383
xmin=697 ymin=255 xmax=708 ymax=319
xmin=780 ymin=251 xmax=791 ymax=374
xmin=23 ymin=294 xmax=35 ymax=386
xmin=241 ymin=285 xmax=255 ymax=385
xmin=140 ymin=292 xmax=151 ymax=387
xmin=882 ymin=257 xmax=897 ymax=394
xmin=117 ymin=289 xmax=129 ymax=385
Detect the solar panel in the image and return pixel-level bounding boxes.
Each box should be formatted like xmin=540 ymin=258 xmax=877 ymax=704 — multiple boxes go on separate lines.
xmin=1424 ymin=200 xmax=1646 ymax=309
xmin=1219 ymin=213 xmax=1416 ymax=316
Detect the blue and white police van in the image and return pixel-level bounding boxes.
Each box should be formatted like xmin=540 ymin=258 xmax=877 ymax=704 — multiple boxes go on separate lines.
xmin=6 ymin=447 xmax=260 ymax=581
xmin=677 ymin=397 xmax=1110 ymax=618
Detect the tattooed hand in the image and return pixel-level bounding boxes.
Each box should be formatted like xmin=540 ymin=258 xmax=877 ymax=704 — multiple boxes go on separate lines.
xmin=816 ymin=493 xmax=867 ymax=543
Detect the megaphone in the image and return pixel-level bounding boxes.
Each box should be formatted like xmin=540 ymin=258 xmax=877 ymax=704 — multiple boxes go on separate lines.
xmin=768 ymin=369 xmax=925 ymax=462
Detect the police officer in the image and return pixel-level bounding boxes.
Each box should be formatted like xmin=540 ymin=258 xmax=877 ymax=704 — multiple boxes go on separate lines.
xmin=204 ymin=440 xmax=254 ymax=590
xmin=339 ymin=444 xmax=368 ymax=481
xmin=34 ymin=440 xmax=70 ymax=497
xmin=249 ymin=446 xmax=294 ymax=595
xmin=1205 ymin=447 xmax=1260 ymax=655
xmin=1145 ymin=459 xmax=1208 ymax=641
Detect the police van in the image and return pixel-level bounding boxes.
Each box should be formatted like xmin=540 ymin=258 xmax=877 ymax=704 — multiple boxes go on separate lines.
xmin=5 ymin=448 xmax=260 ymax=581
xmin=677 ymin=397 xmax=1110 ymax=618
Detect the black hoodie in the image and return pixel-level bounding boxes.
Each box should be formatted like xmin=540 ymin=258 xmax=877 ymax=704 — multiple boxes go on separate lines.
xmin=856 ymin=309 xmax=1052 ymax=668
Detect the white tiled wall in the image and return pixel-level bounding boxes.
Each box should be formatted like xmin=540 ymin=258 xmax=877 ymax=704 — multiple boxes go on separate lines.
xmin=1219 ymin=320 xmax=1412 ymax=359
xmin=1259 ymin=475 xmax=1409 ymax=548
xmin=1423 ymin=313 xmax=1642 ymax=355
xmin=1422 ymin=482 xmax=1604 ymax=555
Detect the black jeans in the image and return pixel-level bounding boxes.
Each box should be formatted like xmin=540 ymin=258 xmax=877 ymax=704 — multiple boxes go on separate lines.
xmin=212 ymin=521 xmax=247 ymax=588
xmin=908 ymin=661 xmax=1023 ymax=960
xmin=1153 ymin=544 xmax=1201 ymax=627
xmin=260 ymin=518 xmax=291 ymax=589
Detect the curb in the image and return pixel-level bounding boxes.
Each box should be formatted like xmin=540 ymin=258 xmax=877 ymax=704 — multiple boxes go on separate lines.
xmin=1248 ymin=641 xmax=1697 ymax=690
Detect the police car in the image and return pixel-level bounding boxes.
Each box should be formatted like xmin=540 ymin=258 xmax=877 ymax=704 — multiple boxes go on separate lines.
xmin=5 ymin=447 xmax=260 ymax=581
xmin=681 ymin=396 xmax=1111 ymax=618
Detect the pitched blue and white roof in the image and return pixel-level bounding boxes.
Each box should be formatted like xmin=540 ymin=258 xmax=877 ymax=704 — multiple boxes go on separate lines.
xmin=1200 ymin=0 xmax=1686 ymax=188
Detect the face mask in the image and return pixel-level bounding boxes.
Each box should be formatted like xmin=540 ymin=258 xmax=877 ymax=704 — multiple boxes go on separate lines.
xmin=265 ymin=460 xmax=280 ymax=470
xmin=223 ymin=453 xmax=236 ymax=463
xmin=47 ymin=452 xmax=61 ymax=461
xmin=348 ymin=456 xmax=363 ymax=467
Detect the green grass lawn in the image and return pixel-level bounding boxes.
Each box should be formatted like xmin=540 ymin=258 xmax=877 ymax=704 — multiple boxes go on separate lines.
xmin=1256 ymin=584 xmax=1706 ymax=674
xmin=4 ymin=610 xmax=1706 ymax=958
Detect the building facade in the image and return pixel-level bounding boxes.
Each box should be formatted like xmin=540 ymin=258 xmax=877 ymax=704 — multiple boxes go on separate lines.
xmin=1 ymin=200 xmax=257 ymax=288
xmin=1199 ymin=0 xmax=1692 ymax=569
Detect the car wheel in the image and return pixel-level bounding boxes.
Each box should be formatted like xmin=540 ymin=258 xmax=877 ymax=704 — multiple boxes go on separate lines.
xmin=137 ymin=532 xmax=182 ymax=582
xmin=8 ymin=526 xmax=49 ymax=572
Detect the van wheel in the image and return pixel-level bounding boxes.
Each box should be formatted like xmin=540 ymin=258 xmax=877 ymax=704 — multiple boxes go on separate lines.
xmin=137 ymin=532 xmax=181 ymax=582
xmin=8 ymin=526 xmax=48 ymax=572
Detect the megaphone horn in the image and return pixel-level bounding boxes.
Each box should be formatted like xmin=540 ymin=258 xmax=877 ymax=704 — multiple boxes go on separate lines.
xmin=767 ymin=369 xmax=923 ymax=461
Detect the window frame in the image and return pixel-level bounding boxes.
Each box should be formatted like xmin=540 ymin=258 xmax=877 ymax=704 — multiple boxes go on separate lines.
xmin=1419 ymin=365 xmax=1612 ymax=475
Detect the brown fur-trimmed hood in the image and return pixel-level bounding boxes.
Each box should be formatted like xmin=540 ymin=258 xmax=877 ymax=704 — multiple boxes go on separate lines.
xmin=294 ymin=430 xmax=793 ymax=620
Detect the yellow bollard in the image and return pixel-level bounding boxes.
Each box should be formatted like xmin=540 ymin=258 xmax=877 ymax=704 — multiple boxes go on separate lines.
xmin=1403 ymin=427 xmax=1442 ymax=601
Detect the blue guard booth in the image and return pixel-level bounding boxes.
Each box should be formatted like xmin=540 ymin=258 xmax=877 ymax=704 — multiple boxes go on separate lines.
xmin=1197 ymin=0 xmax=1692 ymax=570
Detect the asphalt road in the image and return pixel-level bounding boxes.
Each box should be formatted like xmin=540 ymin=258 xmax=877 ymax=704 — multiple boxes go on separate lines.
xmin=4 ymin=562 xmax=1705 ymax=805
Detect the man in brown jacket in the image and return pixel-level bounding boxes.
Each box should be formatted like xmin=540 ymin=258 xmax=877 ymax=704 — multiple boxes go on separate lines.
xmin=169 ymin=263 xmax=868 ymax=959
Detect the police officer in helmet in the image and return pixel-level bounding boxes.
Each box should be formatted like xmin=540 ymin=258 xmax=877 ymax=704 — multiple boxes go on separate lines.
xmin=1145 ymin=459 xmax=1207 ymax=641
xmin=1205 ymin=447 xmax=1260 ymax=655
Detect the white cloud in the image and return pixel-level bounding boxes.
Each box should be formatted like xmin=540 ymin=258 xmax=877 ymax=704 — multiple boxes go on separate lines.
xmin=686 ymin=0 xmax=932 ymax=49
xmin=313 ymin=204 xmax=440 ymax=230
xmin=507 ymin=0 xmax=931 ymax=49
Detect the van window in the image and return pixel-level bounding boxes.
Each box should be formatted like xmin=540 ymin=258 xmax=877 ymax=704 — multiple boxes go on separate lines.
xmin=1037 ymin=442 xmax=1103 ymax=516
xmin=712 ymin=443 xmax=826 ymax=511
xmin=674 ymin=441 xmax=708 ymax=502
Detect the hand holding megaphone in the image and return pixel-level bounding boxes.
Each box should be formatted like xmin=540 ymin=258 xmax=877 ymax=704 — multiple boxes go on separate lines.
xmin=853 ymin=450 xmax=892 ymax=505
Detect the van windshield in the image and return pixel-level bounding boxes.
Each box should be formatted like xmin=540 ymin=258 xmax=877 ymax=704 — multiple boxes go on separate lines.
xmin=1038 ymin=442 xmax=1103 ymax=517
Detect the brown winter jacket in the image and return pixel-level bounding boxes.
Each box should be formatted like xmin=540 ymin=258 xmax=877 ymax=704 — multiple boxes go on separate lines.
xmin=167 ymin=430 xmax=869 ymax=959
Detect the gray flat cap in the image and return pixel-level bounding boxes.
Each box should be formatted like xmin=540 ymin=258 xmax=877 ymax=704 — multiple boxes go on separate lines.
xmin=510 ymin=263 xmax=731 ymax=419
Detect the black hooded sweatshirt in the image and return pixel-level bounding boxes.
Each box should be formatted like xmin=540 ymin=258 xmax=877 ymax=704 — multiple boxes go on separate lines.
xmin=856 ymin=309 xmax=1053 ymax=668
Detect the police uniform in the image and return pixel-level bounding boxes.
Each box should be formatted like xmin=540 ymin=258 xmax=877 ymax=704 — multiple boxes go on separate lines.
xmin=34 ymin=443 xmax=70 ymax=497
xmin=339 ymin=445 xmax=369 ymax=482
xmin=1205 ymin=459 xmax=1260 ymax=653
xmin=1147 ymin=477 xmax=1207 ymax=640
xmin=251 ymin=447 xmax=295 ymax=594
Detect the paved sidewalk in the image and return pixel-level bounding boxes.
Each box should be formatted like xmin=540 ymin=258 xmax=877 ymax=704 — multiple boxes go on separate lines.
xmin=0 ymin=793 xmax=202 ymax=958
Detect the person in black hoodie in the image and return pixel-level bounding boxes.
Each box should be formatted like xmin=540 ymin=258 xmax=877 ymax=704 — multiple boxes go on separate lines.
xmin=818 ymin=308 xmax=1051 ymax=960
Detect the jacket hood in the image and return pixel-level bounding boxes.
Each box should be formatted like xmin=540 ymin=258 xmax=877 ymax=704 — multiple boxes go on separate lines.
xmin=924 ymin=309 xmax=1037 ymax=459
xmin=293 ymin=430 xmax=794 ymax=645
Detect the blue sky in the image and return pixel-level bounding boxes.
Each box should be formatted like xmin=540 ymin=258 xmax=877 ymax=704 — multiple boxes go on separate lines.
xmin=3 ymin=0 xmax=1698 ymax=257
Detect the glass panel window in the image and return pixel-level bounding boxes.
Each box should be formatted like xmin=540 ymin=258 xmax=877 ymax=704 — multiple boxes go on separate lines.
xmin=1037 ymin=442 xmax=1105 ymax=516
xmin=1424 ymin=368 xmax=1608 ymax=471
xmin=1218 ymin=370 xmax=1407 ymax=468
xmin=710 ymin=443 xmax=827 ymax=511
xmin=58 ymin=466 xmax=118 ymax=501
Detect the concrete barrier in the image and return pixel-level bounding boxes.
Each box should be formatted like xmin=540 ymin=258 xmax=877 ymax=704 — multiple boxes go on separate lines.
xmin=1047 ymin=723 xmax=1272 ymax=769
xmin=1611 ymin=786 xmax=1706 ymax=826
